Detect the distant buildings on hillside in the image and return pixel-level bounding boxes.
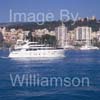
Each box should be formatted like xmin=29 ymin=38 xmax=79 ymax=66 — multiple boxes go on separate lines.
xmin=0 ymin=22 xmax=100 ymax=48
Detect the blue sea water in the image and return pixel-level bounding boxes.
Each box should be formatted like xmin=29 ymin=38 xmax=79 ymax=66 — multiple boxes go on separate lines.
xmin=0 ymin=49 xmax=100 ymax=100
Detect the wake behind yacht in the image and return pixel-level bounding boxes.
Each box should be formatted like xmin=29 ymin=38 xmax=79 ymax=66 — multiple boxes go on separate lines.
xmin=9 ymin=40 xmax=65 ymax=58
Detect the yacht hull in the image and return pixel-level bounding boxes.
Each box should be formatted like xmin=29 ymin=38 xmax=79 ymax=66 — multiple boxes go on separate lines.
xmin=9 ymin=49 xmax=65 ymax=58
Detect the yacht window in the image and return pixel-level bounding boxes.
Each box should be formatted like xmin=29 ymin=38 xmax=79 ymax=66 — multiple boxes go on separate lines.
xmin=14 ymin=49 xmax=21 ymax=51
xmin=26 ymin=49 xmax=37 ymax=51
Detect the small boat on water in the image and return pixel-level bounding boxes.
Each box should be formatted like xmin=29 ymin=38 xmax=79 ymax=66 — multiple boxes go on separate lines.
xmin=80 ymin=40 xmax=99 ymax=50
xmin=64 ymin=44 xmax=74 ymax=50
xmin=63 ymin=40 xmax=75 ymax=50
xmin=9 ymin=40 xmax=65 ymax=58
xmin=80 ymin=45 xmax=99 ymax=50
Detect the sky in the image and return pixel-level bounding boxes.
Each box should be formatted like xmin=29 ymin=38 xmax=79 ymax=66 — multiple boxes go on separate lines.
xmin=0 ymin=0 xmax=100 ymax=23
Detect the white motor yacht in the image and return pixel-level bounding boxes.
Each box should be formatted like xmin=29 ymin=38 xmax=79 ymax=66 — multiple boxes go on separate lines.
xmin=9 ymin=40 xmax=65 ymax=58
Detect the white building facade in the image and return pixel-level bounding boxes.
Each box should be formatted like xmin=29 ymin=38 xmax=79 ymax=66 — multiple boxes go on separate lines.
xmin=55 ymin=23 xmax=68 ymax=48
xmin=75 ymin=27 xmax=92 ymax=41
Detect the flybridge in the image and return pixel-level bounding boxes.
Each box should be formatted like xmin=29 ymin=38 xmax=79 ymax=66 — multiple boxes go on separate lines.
xmin=9 ymin=9 xmax=79 ymax=25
